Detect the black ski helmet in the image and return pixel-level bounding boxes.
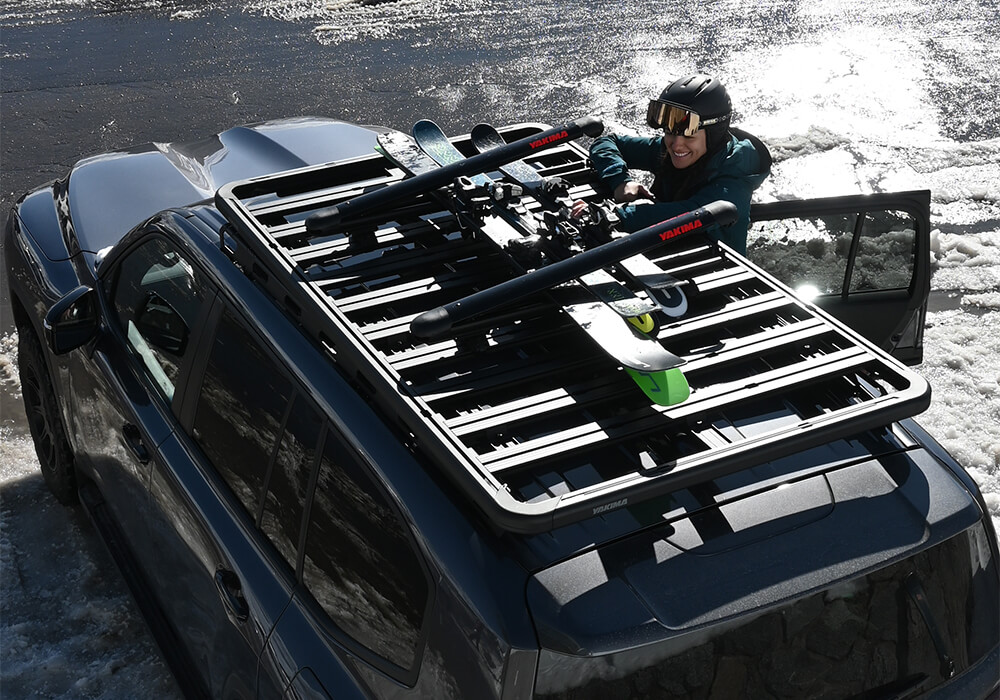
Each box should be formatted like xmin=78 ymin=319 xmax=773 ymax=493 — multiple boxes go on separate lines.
xmin=647 ymin=73 xmax=732 ymax=153
xmin=656 ymin=74 xmax=731 ymax=121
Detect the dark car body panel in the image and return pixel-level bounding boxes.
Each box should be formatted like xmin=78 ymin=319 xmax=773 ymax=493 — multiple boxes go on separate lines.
xmin=46 ymin=118 xmax=380 ymax=260
xmin=528 ymin=441 xmax=984 ymax=650
xmin=5 ymin=116 xmax=998 ymax=699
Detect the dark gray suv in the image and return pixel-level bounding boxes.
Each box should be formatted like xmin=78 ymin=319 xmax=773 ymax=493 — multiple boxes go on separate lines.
xmin=6 ymin=116 xmax=998 ymax=699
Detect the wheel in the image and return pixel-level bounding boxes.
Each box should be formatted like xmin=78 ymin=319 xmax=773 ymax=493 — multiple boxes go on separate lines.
xmin=17 ymin=326 xmax=78 ymax=504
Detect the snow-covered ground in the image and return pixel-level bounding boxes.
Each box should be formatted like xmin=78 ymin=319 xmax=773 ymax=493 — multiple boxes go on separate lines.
xmin=0 ymin=431 xmax=183 ymax=698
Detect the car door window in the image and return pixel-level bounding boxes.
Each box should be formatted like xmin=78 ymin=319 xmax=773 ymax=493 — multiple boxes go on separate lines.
xmin=192 ymin=307 xmax=292 ymax=518
xmin=848 ymin=211 xmax=916 ymax=292
xmin=109 ymin=237 xmax=208 ymax=402
xmin=747 ymin=209 xmax=916 ymax=298
xmin=301 ymin=432 xmax=429 ymax=672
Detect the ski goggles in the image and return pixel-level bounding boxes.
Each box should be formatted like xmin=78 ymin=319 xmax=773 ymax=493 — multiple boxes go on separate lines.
xmin=646 ymin=100 xmax=728 ymax=136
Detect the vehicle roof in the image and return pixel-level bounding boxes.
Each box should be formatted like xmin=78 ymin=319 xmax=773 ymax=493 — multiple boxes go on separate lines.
xmin=65 ymin=117 xmax=379 ymax=254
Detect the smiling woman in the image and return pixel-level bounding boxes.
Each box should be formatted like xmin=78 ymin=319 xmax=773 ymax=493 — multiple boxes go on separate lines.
xmin=582 ymin=74 xmax=772 ymax=255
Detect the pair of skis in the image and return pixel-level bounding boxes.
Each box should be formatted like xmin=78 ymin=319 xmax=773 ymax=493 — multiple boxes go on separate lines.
xmin=378 ymin=120 xmax=695 ymax=406
xmin=468 ymin=125 xmax=691 ymax=320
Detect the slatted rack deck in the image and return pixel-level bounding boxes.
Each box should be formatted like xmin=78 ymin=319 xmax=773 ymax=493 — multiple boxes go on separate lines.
xmin=214 ymin=123 xmax=930 ymax=533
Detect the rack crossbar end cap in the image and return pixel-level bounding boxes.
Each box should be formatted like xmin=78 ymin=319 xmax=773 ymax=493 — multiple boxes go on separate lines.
xmin=574 ymin=116 xmax=604 ymax=138
xmin=703 ymin=199 xmax=739 ymax=228
xmin=411 ymin=307 xmax=452 ymax=338
xmin=305 ymin=205 xmax=342 ymax=232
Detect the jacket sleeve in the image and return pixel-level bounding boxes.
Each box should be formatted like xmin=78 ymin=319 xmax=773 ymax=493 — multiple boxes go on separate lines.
xmin=614 ymin=176 xmax=756 ymax=255
xmin=589 ymin=134 xmax=663 ymax=193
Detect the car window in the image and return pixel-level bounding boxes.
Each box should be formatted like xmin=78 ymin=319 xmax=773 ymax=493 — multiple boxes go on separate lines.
xmin=747 ymin=209 xmax=916 ymax=298
xmin=192 ymin=307 xmax=293 ymax=518
xmin=848 ymin=210 xmax=917 ymax=292
xmin=302 ymin=433 xmax=428 ymax=671
xmin=110 ymin=237 xmax=208 ymax=403
xmin=259 ymin=394 xmax=323 ymax=571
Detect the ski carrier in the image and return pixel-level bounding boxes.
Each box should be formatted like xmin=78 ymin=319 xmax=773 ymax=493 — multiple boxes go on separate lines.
xmin=214 ymin=121 xmax=931 ymax=534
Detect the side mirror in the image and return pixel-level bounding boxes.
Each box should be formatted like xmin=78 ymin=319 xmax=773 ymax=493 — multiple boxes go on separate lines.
xmin=135 ymin=292 xmax=189 ymax=355
xmin=44 ymin=286 xmax=99 ymax=355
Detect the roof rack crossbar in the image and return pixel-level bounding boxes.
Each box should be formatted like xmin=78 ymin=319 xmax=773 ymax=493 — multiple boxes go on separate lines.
xmin=446 ymin=376 xmax=625 ymax=433
xmin=480 ymin=347 xmax=876 ymax=473
xmin=656 ymin=292 xmax=790 ymax=338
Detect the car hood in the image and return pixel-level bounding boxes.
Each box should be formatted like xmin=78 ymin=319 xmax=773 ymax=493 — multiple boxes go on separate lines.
xmin=65 ymin=117 xmax=379 ymax=256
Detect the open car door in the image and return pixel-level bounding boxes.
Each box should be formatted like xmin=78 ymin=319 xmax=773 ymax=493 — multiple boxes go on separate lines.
xmin=747 ymin=190 xmax=931 ymax=365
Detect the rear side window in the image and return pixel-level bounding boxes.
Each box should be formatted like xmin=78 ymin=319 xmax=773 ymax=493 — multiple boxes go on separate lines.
xmin=192 ymin=308 xmax=292 ymax=518
xmin=189 ymin=304 xmax=430 ymax=671
xmin=302 ymin=434 xmax=429 ymax=671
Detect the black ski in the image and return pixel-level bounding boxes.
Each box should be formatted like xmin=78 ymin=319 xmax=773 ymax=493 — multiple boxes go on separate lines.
xmin=470 ymin=122 xmax=690 ymax=318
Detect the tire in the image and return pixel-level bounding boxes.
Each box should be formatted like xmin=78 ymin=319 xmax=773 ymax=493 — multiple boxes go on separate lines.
xmin=17 ymin=326 xmax=78 ymax=504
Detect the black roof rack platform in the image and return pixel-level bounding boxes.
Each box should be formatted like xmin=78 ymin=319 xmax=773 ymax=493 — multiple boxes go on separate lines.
xmin=215 ymin=122 xmax=930 ymax=534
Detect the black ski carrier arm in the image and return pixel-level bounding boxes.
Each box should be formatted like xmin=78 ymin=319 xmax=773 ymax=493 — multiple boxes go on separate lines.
xmin=411 ymin=201 xmax=737 ymax=337
xmin=305 ymin=117 xmax=603 ymax=232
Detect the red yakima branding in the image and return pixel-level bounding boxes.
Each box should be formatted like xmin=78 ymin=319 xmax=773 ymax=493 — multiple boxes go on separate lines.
xmin=659 ymin=218 xmax=702 ymax=241
xmin=529 ymin=130 xmax=569 ymax=149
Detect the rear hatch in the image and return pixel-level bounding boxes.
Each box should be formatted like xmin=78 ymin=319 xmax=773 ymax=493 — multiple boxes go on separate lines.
xmin=527 ymin=432 xmax=998 ymax=699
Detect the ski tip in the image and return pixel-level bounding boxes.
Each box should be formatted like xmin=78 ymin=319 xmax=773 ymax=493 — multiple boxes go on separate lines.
xmin=625 ymin=367 xmax=690 ymax=406
xmin=412 ymin=119 xmax=442 ymax=136
xmin=573 ymin=116 xmax=605 ymax=138
xmin=471 ymin=122 xmax=499 ymax=140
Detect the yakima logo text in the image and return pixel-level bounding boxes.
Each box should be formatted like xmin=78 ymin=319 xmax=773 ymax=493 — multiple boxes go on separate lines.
xmin=660 ymin=218 xmax=702 ymax=241
xmin=530 ymin=130 xmax=569 ymax=149
xmin=593 ymin=498 xmax=628 ymax=515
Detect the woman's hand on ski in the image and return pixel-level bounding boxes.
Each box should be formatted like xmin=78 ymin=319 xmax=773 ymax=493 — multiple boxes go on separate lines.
xmin=614 ymin=181 xmax=653 ymax=202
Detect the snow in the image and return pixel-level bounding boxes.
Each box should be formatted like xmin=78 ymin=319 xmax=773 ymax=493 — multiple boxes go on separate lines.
xmin=0 ymin=420 xmax=183 ymax=698
xmin=919 ymin=230 xmax=1000 ymax=518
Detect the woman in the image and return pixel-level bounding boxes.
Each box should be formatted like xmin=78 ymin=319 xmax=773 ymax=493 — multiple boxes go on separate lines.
xmin=573 ymin=73 xmax=771 ymax=255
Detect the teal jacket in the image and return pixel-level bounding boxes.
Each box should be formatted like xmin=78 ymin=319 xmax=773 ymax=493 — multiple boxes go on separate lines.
xmin=589 ymin=128 xmax=771 ymax=255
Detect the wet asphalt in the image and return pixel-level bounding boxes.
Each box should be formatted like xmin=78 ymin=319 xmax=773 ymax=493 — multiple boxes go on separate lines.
xmin=1 ymin=3 xmax=491 ymax=429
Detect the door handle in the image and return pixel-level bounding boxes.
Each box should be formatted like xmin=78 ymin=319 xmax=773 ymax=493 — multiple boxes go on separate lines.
xmin=214 ymin=568 xmax=249 ymax=623
xmin=122 ymin=423 xmax=150 ymax=464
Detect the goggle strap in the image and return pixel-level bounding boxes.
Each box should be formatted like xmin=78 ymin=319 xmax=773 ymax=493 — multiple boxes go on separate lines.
xmin=698 ymin=114 xmax=729 ymax=128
